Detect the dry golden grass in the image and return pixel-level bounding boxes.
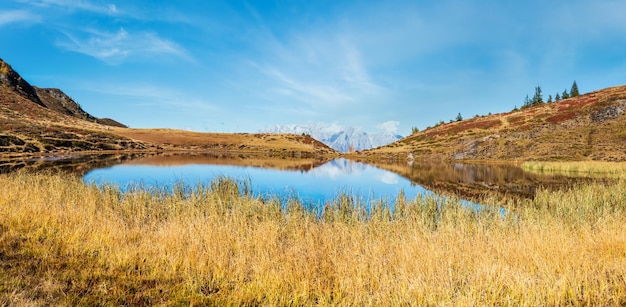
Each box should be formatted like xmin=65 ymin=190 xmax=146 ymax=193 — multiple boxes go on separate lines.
xmin=1 ymin=172 xmax=625 ymax=305
xmin=112 ymin=128 xmax=336 ymax=155
xmin=522 ymin=161 xmax=626 ymax=175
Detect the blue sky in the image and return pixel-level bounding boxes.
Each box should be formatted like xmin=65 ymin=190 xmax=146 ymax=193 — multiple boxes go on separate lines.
xmin=1 ymin=0 xmax=626 ymax=136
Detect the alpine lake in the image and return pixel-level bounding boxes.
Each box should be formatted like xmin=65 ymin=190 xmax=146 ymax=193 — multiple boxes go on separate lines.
xmin=0 ymin=152 xmax=609 ymax=211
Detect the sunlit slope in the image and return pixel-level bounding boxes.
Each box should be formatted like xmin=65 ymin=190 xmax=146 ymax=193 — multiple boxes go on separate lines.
xmin=0 ymin=58 xmax=337 ymax=156
xmin=112 ymin=128 xmax=337 ymax=156
xmin=0 ymin=86 xmax=148 ymax=153
xmin=362 ymin=85 xmax=626 ymax=162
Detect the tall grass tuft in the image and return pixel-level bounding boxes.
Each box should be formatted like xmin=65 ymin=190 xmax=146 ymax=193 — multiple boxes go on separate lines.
xmin=0 ymin=171 xmax=625 ymax=305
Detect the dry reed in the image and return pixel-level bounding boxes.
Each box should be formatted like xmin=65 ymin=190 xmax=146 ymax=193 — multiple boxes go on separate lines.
xmin=0 ymin=172 xmax=625 ymax=305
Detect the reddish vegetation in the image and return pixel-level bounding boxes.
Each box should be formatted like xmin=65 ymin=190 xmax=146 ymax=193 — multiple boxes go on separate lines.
xmin=464 ymin=119 xmax=502 ymax=130
xmin=433 ymin=119 xmax=503 ymax=135
xmin=558 ymin=94 xmax=597 ymax=112
xmin=508 ymin=115 xmax=526 ymax=124
xmin=545 ymin=111 xmax=577 ymax=124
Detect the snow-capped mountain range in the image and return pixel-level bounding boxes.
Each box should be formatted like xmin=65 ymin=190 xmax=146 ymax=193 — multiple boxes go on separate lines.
xmin=263 ymin=123 xmax=402 ymax=152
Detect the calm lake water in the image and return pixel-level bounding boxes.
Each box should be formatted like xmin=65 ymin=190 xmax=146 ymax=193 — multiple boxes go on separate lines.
xmin=1 ymin=152 xmax=597 ymax=209
xmin=83 ymin=158 xmax=436 ymax=206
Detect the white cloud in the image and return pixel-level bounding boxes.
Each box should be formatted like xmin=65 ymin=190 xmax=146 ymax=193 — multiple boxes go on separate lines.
xmin=376 ymin=121 xmax=400 ymax=134
xmin=255 ymin=65 xmax=355 ymax=105
xmin=377 ymin=172 xmax=399 ymax=185
xmin=239 ymin=4 xmax=389 ymax=111
xmin=339 ymin=40 xmax=382 ymax=94
xmin=247 ymin=36 xmax=389 ymax=113
xmin=85 ymin=82 xmax=217 ymax=112
xmin=0 ymin=10 xmax=40 ymax=26
xmin=56 ymin=28 xmax=191 ymax=64
xmin=18 ymin=0 xmax=119 ymax=15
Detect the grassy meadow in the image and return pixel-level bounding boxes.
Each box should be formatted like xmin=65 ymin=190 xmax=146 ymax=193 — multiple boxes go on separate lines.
xmin=1 ymin=172 xmax=625 ymax=305
xmin=523 ymin=161 xmax=626 ymax=175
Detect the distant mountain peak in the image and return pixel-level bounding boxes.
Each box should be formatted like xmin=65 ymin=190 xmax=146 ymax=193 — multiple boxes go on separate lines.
xmin=263 ymin=122 xmax=402 ymax=152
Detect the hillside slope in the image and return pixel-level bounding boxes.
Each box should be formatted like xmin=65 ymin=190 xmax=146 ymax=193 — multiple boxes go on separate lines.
xmin=0 ymin=58 xmax=148 ymax=153
xmin=0 ymin=58 xmax=337 ymax=156
xmin=112 ymin=128 xmax=337 ymax=156
xmin=34 ymin=87 xmax=127 ymax=128
xmin=0 ymin=85 xmax=148 ymax=153
xmin=360 ymin=85 xmax=626 ymax=162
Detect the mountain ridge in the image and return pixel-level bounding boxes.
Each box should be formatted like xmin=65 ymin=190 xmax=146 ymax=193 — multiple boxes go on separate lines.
xmin=0 ymin=58 xmax=127 ymax=128
xmin=265 ymin=123 xmax=402 ymax=152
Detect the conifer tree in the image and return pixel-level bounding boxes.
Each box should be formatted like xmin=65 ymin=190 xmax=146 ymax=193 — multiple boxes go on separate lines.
xmin=570 ymin=80 xmax=579 ymax=97
xmin=531 ymin=86 xmax=544 ymax=105
xmin=456 ymin=113 xmax=463 ymax=122
xmin=523 ymin=94 xmax=531 ymax=108
xmin=547 ymin=94 xmax=552 ymax=103
xmin=555 ymin=92 xmax=561 ymax=101
xmin=562 ymin=89 xmax=570 ymax=99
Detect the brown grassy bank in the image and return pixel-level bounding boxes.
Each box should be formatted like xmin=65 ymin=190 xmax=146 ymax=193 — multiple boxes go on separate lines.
xmin=1 ymin=173 xmax=625 ymax=305
xmin=522 ymin=161 xmax=626 ymax=175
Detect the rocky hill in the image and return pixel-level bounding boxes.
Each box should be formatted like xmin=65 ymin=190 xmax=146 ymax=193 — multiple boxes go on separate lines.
xmin=0 ymin=58 xmax=338 ymax=156
xmin=0 ymin=59 xmax=126 ymax=128
xmin=0 ymin=58 xmax=147 ymax=153
xmin=359 ymin=85 xmax=626 ymax=162
xmin=0 ymin=59 xmax=43 ymax=107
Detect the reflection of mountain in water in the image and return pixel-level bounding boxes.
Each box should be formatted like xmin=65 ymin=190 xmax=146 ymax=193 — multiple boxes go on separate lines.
xmin=307 ymin=158 xmax=404 ymax=186
xmin=1 ymin=152 xmax=607 ymax=204
xmin=307 ymin=158 xmax=368 ymax=179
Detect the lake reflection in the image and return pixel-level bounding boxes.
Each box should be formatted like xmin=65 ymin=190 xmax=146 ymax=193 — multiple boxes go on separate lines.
xmin=84 ymin=158 xmax=433 ymax=205
xmin=2 ymin=152 xmax=602 ymax=207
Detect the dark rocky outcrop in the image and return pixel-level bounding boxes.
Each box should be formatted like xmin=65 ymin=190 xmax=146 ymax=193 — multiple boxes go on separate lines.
xmin=34 ymin=87 xmax=96 ymax=120
xmin=95 ymin=117 xmax=128 ymax=128
xmin=34 ymin=87 xmax=128 ymax=128
xmin=0 ymin=59 xmax=44 ymax=107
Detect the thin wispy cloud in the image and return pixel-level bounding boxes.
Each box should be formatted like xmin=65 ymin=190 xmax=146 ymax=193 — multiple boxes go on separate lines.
xmin=17 ymin=0 xmax=192 ymax=64
xmin=87 ymin=82 xmax=218 ymax=112
xmin=0 ymin=10 xmax=40 ymax=26
xmin=339 ymin=41 xmax=382 ymax=94
xmin=17 ymin=0 xmax=118 ymax=15
xmin=256 ymin=65 xmax=355 ymax=105
xmin=56 ymin=27 xmax=191 ymax=64
xmin=247 ymin=32 xmax=386 ymax=111
xmin=233 ymin=2 xmax=389 ymax=112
